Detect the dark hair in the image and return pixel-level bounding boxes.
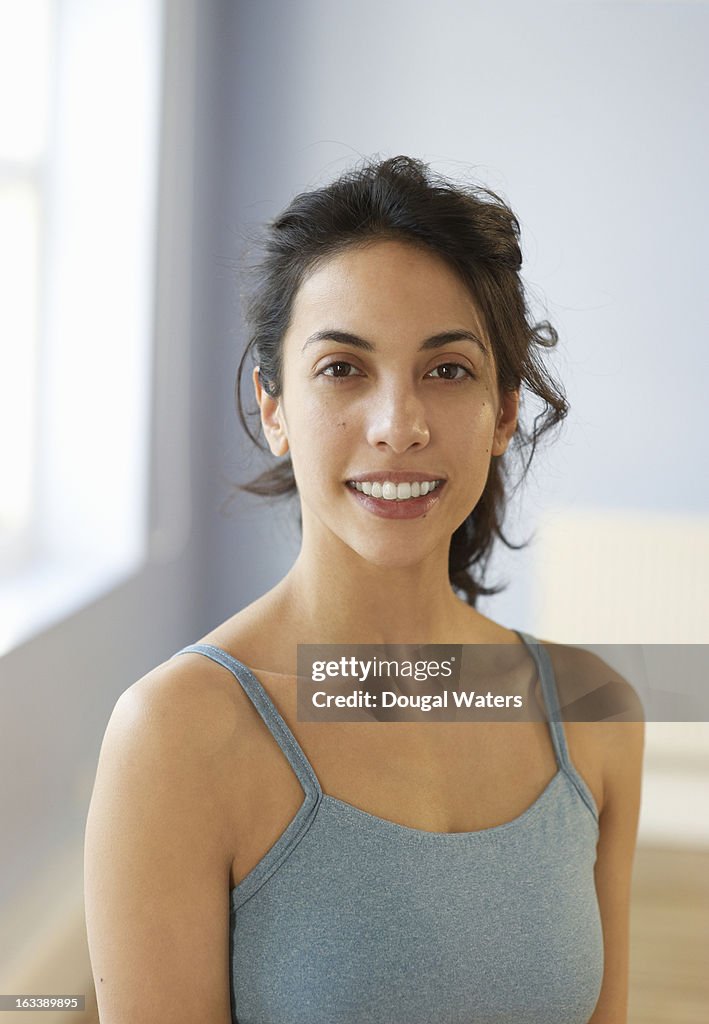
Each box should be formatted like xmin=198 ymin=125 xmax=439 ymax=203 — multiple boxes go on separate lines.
xmin=227 ymin=155 xmax=568 ymax=606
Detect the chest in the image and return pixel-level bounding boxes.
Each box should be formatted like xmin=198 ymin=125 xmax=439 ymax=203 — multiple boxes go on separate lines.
xmin=225 ymin=671 xmax=605 ymax=890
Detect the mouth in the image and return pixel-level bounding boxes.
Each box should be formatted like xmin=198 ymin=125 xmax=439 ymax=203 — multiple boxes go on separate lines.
xmin=344 ymin=478 xmax=446 ymax=519
xmin=346 ymin=479 xmax=445 ymax=501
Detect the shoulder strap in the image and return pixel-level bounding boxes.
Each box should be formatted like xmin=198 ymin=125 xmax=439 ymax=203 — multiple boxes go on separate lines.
xmin=172 ymin=643 xmax=323 ymax=800
xmin=514 ymin=631 xmax=566 ymax=765
xmin=514 ymin=630 xmax=599 ymax=823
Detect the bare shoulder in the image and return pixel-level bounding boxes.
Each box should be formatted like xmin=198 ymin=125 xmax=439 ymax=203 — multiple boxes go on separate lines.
xmin=93 ymin=649 xmax=253 ymax=870
xmin=535 ymin=638 xmax=644 ymax=722
xmin=122 ymin=651 xmax=242 ymax=751
xmin=107 ymin=643 xmax=276 ymax=826
xmin=537 ymin=638 xmax=645 ymax=811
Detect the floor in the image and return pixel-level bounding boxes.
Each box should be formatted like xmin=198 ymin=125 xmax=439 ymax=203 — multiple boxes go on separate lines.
xmin=627 ymin=845 xmax=709 ymax=1024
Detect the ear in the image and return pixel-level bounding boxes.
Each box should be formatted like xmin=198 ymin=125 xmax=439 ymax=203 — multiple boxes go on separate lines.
xmin=491 ymin=387 xmax=520 ymax=456
xmin=253 ymin=366 xmax=289 ymax=457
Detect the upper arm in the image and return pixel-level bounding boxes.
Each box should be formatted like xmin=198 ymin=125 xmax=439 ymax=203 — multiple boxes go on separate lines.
xmin=541 ymin=642 xmax=646 ymax=1022
xmin=84 ymin=666 xmax=235 ymax=1024
xmin=588 ymin=715 xmax=645 ymax=1024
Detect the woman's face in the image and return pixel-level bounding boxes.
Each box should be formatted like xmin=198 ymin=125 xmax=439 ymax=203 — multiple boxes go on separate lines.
xmin=254 ymin=239 xmax=519 ymax=572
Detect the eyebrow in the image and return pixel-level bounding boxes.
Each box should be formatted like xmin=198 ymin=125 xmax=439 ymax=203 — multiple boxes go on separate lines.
xmin=301 ymin=328 xmax=490 ymax=360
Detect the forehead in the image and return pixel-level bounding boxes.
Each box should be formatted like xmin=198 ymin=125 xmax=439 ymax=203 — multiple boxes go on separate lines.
xmin=288 ymin=239 xmax=487 ymax=339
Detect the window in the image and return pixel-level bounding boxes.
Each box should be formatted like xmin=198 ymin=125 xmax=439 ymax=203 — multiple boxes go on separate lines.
xmin=0 ymin=0 xmax=52 ymax=571
xmin=0 ymin=0 xmax=164 ymax=655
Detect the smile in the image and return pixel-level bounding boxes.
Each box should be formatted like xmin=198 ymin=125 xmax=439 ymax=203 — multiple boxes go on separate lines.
xmin=347 ymin=480 xmax=443 ymax=501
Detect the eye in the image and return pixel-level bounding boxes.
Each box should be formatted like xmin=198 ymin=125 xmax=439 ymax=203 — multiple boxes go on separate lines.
xmin=318 ymin=361 xmax=361 ymax=379
xmin=427 ymin=362 xmax=475 ymax=383
xmin=317 ymin=360 xmax=475 ymax=383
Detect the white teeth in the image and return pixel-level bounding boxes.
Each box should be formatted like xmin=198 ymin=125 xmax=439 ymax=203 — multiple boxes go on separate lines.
xmin=350 ymin=479 xmax=442 ymax=501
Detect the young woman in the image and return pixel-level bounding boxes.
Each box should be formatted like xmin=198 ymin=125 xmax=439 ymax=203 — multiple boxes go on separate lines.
xmin=84 ymin=156 xmax=644 ymax=1024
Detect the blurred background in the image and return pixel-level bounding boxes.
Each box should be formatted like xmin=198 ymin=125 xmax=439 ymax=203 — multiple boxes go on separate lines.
xmin=0 ymin=1 xmax=707 ymax=1021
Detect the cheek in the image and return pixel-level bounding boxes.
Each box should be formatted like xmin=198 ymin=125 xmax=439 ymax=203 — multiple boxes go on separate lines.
xmin=287 ymin=407 xmax=350 ymax=480
xmin=442 ymin=401 xmax=494 ymax=439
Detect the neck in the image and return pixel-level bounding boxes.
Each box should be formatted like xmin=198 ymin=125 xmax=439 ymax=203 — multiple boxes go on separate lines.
xmin=272 ymin=550 xmax=481 ymax=647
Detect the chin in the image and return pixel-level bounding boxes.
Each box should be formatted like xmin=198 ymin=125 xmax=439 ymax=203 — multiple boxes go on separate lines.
xmin=350 ymin=537 xmax=443 ymax=572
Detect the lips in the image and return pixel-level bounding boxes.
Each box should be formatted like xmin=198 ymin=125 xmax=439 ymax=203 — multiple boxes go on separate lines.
xmin=344 ymin=478 xmax=446 ymax=519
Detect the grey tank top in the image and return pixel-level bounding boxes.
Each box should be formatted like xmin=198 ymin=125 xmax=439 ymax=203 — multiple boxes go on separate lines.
xmin=173 ymin=630 xmax=604 ymax=1024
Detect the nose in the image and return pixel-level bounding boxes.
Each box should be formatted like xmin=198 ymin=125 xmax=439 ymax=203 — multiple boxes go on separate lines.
xmin=364 ymin=382 xmax=431 ymax=453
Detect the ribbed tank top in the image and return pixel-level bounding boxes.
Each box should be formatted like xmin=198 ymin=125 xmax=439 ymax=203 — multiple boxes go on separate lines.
xmin=173 ymin=630 xmax=604 ymax=1024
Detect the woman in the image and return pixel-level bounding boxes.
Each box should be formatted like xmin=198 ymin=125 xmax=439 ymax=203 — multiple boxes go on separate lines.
xmin=84 ymin=156 xmax=644 ymax=1024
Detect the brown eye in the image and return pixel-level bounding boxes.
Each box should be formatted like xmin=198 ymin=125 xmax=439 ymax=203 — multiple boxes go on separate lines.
xmin=319 ymin=361 xmax=360 ymax=379
xmin=428 ymin=363 xmax=475 ymax=383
